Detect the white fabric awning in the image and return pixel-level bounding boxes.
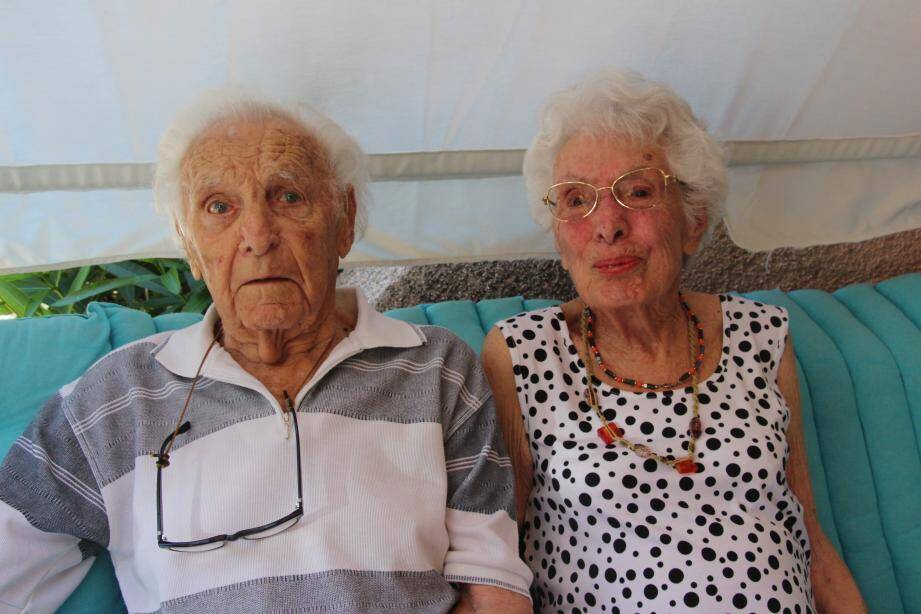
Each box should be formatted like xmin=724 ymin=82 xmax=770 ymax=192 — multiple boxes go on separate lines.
xmin=2 ymin=1 xmax=920 ymax=273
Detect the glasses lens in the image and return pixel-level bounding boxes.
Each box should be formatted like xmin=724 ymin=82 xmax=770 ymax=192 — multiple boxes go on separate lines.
xmin=167 ymin=540 xmax=226 ymax=553
xmin=243 ymin=513 xmax=301 ymax=541
xmin=612 ymin=169 xmax=667 ymax=210
xmin=547 ymin=182 xmax=596 ymax=220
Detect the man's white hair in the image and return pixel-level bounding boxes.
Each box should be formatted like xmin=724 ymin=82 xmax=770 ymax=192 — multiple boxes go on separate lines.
xmin=523 ymin=69 xmax=727 ymax=249
xmin=154 ymin=87 xmax=369 ymax=251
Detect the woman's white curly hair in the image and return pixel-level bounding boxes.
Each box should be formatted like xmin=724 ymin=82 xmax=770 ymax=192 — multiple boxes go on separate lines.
xmin=523 ymin=69 xmax=727 ymax=250
xmin=154 ymin=87 xmax=369 ymax=252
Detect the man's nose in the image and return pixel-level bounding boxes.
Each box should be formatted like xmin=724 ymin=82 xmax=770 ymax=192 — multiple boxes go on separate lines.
xmin=239 ymin=201 xmax=279 ymax=256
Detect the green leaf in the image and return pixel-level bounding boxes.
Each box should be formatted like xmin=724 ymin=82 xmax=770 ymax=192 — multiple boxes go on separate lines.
xmin=137 ymin=296 xmax=185 ymax=309
xmin=0 ymin=280 xmax=30 ymax=316
xmin=102 ymin=262 xmax=171 ymax=295
xmin=12 ymin=281 xmax=54 ymax=293
xmin=0 ymin=273 xmax=34 ymax=282
xmin=50 ymin=274 xmax=158 ymax=307
xmin=67 ymin=266 xmax=92 ymax=295
xmin=142 ymin=257 xmax=189 ymax=271
xmin=120 ymin=284 xmax=136 ymax=302
xmin=181 ymin=284 xmax=213 ymax=314
xmin=24 ymin=288 xmax=54 ymax=317
xmin=160 ymin=268 xmax=182 ymax=295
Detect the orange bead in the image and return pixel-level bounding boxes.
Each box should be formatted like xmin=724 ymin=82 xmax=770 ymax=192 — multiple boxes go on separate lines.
xmin=597 ymin=425 xmax=621 ymax=445
xmin=675 ymin=459 xmax=697 ymax=474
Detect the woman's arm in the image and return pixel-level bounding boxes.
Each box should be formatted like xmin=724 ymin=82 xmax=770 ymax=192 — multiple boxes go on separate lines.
xmin=777 ymin=338 xmax=867 ymax=614
xmin=481 ymin=327 xmax=534 ymax=527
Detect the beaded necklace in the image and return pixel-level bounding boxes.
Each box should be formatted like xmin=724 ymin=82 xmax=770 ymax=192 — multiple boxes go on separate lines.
xmin=579 ymin=299 xmax=702 ymax=474
xmin=584 ymin=294 xmax=704 ymax=390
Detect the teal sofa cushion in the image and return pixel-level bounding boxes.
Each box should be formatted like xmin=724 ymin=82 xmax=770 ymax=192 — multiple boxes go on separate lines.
xmin=1 ymin=275 xmax=920 ymax=613
xmin=0 ymin=304 xmax=200 ymax=614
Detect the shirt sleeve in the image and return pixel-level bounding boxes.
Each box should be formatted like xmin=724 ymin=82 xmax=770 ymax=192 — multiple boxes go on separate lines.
xmin=0 ymin=390 xmax=109 ymax=613
xmin=437 ymin=335 xmax=533 ymax=598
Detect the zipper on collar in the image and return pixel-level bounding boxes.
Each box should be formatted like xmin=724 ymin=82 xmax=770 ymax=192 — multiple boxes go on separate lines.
xmin=271 ymin=337 xmax=365 ymax=437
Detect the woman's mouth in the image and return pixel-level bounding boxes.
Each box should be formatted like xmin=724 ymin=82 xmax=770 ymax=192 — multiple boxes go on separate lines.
xmin=593 ymin=257 xmax=641 ymax=275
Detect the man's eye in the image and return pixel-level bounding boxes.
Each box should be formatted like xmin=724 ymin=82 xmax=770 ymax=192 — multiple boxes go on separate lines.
xmin=206 ymin=200 xmax=231 ymax=214
xmin=280 ymin=191 xmax=302 ymax=203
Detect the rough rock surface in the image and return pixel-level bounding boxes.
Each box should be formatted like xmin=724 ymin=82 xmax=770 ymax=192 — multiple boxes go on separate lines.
xmin=338 ymin=224 xmax=921 ymax=310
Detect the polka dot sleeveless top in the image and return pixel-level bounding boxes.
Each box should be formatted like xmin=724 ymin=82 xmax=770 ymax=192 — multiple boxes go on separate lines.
xmin=498 ymin=295 xmax=814 ymax=613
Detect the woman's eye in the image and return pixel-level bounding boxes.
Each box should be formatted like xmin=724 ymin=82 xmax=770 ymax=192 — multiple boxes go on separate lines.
xmin=280 ymin=190 xmax=302 ymax=203
xmin=206 ymin=200 xmax=230 ymax=214
xmin=631 ymin=187 xmax=651 ymax=198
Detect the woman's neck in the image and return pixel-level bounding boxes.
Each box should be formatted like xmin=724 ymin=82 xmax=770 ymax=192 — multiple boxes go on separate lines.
xmin=577 ymin=288 xmax=697 ymax=387
xmin=589 ymin=289 xmax=686 ymax=358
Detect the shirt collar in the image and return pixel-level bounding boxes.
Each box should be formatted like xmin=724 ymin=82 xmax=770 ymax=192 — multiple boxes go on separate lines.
xmin=153 ymin=287 xmax=426 ymax=381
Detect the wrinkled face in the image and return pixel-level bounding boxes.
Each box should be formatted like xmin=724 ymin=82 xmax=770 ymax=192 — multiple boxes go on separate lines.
xmin=180 ymin=115 xmax=355 ymax=334
xmin=552 ymin=132 xmax=705 ymax=309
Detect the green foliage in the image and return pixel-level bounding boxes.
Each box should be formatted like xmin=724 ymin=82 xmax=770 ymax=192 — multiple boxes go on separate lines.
xmin=0 ymin=259 xmax=212 ymax=318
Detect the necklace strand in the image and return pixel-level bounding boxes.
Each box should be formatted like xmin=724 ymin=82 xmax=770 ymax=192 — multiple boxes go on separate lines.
xmin=579 ymin=298 xmax=702 ymax=474
xmin=584 ymin=293 xmax=704 ymax=390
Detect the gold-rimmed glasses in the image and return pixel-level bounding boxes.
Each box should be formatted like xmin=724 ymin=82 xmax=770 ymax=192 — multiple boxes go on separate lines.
xmin=542 ymin=167 xmax=682 ymax=222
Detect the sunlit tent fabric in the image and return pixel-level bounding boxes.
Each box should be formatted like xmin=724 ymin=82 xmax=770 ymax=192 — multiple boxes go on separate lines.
xmin=1 ymin=1 xmax=920 ymax=274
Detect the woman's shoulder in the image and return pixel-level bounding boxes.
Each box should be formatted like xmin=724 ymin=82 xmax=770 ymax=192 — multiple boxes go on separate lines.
xmin=715 ymin=292 xmax=788 ymax=319
xmin=495 ymin=304 xmax=564 ymax=333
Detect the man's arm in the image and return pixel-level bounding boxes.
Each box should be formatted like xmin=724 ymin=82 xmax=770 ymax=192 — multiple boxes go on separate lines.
xmin=0 ymin=391 xmax=108 ymax=612
xmin=434 ymin=331 xmax=533 ymax=611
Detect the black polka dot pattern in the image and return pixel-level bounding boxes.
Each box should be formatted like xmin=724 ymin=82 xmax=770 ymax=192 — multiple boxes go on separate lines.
xmin=498 ymin=295 xmax=814 ymax=613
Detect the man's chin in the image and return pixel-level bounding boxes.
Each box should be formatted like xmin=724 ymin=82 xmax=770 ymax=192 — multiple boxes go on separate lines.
xmin=237 ymin=303 xmax=305 ymax=332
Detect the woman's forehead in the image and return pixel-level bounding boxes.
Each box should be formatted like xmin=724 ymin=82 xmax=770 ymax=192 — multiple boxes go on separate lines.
xmin=554 ymin=132 xmax=666 ymax=181
xmin=182 ymin=116 xmax=332 ymax=187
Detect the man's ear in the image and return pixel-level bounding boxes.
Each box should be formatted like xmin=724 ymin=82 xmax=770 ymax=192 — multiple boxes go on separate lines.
xmin=337 ymin=185 xmax=357 ymax=258
xmin=176 ymin=221 xmax=203 ymax=279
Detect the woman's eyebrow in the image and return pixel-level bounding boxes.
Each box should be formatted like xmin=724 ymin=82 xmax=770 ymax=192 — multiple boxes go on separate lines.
xmin=555 ymin=173 xmax=591 ymax=183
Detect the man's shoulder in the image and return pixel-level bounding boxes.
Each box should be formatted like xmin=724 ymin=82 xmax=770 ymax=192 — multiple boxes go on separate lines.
xmin=61 ymin=330 xmax=176 ymax=402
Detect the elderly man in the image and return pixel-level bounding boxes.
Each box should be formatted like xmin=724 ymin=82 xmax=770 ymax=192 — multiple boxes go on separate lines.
xmin=0 ymin=93 xmax=532 ymax=613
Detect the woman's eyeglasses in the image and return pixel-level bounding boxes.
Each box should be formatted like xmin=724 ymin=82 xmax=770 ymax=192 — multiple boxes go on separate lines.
xmin=543 ymin=167 xmax=683 ymax=222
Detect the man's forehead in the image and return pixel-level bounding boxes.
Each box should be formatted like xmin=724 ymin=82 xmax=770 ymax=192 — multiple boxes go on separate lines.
xmin=182 ymin=115 xmax=331 ymax=183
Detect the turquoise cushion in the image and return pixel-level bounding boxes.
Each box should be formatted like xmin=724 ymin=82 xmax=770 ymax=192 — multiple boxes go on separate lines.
xmin=0 ymin=303 xmax=203 ymax=614
xmin=385 ymin=275 xmax=921 ymax=614
xmin=0 ymin=304 xmax=113 ymax=453
xmin=2 ymin=274 xmax=920 ymax=613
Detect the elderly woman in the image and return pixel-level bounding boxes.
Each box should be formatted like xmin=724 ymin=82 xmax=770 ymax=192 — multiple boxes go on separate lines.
xmin=0 ymin=93 xmax=531 ymax=613
xmin=482 ymin=71 xmax=865 ymax=613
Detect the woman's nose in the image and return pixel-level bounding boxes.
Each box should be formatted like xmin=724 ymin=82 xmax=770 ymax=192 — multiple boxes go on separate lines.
xmin=592 ymin=190 xmax=628 ymax=243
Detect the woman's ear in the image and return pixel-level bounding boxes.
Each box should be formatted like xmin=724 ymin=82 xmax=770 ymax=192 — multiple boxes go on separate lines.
xmin=554 ymin=224 xmax=570 ymax=271
xmin=683 ymin=208 xmax=708 ymax=257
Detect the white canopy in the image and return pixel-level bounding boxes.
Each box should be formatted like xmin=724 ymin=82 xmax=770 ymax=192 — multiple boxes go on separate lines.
xmin=2 ymin=1 xmax=920 ymax=273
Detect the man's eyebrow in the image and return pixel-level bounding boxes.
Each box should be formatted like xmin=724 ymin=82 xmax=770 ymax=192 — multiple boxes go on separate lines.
xmin=267 ymin=170 xmax=299 ymax=183
xmin=188 ymin=172 xmax=223 ymax=192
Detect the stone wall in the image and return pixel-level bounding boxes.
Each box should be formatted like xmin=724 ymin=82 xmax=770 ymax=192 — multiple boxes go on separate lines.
xmin=338 ymin=224 xmax=921 ymax=310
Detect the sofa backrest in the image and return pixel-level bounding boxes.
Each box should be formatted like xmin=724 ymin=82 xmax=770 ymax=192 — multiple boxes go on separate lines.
xmin=1 ymin=273 xmax=919 ymax=613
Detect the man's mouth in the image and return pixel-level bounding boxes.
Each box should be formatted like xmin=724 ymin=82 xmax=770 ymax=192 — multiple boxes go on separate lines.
xmin=243 ymin=276 xmax=291 ymax=285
